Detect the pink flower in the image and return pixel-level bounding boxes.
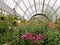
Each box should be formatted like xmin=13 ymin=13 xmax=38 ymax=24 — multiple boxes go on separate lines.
xmin=28 ymin=37 xmax=33 ymax=41
xmin=48 ymin=23 xmax=56 ymax=28
xmin=37 ymin=34 xmax=43 ymax=40
xmin=21 ymin=32 xmax=43 ymax=44
xmin=21 ymin=35 xmax=27 ymax=40
xmin=26 ymin=32 xmax=31 ymax=37
xmin=28 ymin=35 xmax=36 ymax=41
xmin=21 ymin=32 xmax=32 ymax=40
xmin=32 ymin=37 xmax=36 ymax=40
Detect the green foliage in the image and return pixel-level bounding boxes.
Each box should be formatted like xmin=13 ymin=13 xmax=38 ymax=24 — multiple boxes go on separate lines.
xmin=55 ymin=20 xmax=60 ymax=29
xmin=12 ymin=21 xmax=60 ymax=45
xmin=47 ymin=30 xmax=60 ymax=45
xmin=0 ymin=14 xmax=60 ymax=45
xmin=0 ymin=15 xmax=14 ymax=44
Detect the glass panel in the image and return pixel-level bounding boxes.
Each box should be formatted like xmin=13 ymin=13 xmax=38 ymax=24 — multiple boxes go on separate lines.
xmin=56 ymin=9 xmax=60 ymax=19
xmin=28 ymin=8 xmax=32 ymax=15
xmin=44 ymin=0 xmax=49 ymax=10
xmin=24 ymin=15 xmax=29 ymax=20
xmin=3 ymin=0 xmax=16 ymax=9
xmin=45 ymin=0 xmax=49 ymax=4
xmin=19 ymin=1 xmax=26 ymax=11
xmin=29 ymin=0 xmax=34 ymax=5
xmin=14 ymin=0 xmax=19 ymax=2
xmin=40 ymin=0 xmax=43 ymax=13
xmin=16 ymin=7 xmax=24 ymax=16
xmin=0 ymin=0 xmax=60 ymax=20
xmin=25 ymin=11 xmax=29 ymax=16
xmin=32 ymin=6 xmax=35 ymax=12
xmin=23 ymin=0 xmax=30 ymax=8
xmin=49 ymin=0 xmax=56 ymax=7
xmin=9 ymin=0 xmax=16 ymax=9
xmin=53 ymin=0 xmax=60 ymax=10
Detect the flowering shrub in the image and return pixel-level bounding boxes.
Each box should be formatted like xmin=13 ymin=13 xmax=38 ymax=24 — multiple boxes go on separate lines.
xmin=15 ymin=21 xmax=60 ymax=45
xmin=0 ymin=14 xmax=60 ymax=45
xmin=21 ymin=32 xmax=43 ymax=44
xmin=0 ymin=15 xmax=17 ymax=45
xmin=48 ymin=23 xmax=56 ymax=28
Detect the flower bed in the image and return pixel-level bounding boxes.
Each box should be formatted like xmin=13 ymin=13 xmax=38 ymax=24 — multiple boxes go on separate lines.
xmin=0 ymin=15 xmax=60 ymax=45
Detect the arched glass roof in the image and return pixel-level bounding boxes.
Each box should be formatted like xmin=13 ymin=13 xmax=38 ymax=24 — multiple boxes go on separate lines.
xmin=0 ymin=0 xmax=60 ymax=21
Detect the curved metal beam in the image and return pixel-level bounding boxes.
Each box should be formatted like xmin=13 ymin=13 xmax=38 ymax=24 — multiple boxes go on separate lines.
xmin=30 ymin=13 xmax=48 ymax=20
xmin=14 ymin=0 xmax=57 ymax=20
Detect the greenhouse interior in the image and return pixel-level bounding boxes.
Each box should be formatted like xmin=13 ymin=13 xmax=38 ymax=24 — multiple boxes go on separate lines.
xmin=0 ymin=0 xmax=60 ymax=45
